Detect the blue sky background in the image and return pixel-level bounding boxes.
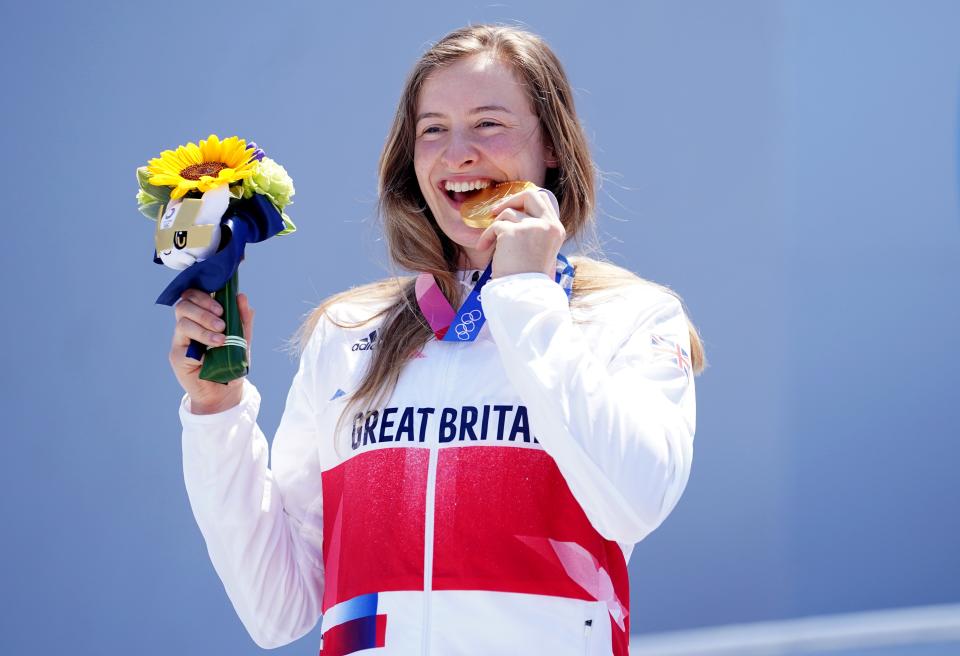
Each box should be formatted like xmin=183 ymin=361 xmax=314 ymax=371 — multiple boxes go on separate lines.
xmin=1 ymin=1 xmax=958 ymax=654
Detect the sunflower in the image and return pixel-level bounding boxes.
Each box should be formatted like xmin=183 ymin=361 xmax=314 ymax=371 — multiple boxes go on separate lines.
xmin=147 ymin=135 xmax=258 ymax=199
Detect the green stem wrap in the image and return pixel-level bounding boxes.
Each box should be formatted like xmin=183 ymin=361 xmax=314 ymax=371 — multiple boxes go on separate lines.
xmin=199 ymin=271 xmax=248 ymax=384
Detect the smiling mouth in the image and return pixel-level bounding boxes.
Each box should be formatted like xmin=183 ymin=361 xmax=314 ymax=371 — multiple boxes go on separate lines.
xmin=439 ymin=179 xmax=497 ymax=210
xmin=446 ymin=188 xmax=483 ymax=205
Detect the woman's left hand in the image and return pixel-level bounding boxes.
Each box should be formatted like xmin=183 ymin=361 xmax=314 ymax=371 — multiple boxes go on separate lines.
xmin=474 ymin=186 xmax=566 ymax=279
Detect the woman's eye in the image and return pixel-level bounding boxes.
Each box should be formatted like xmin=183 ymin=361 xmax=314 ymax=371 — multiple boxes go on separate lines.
xmin=477 ymin=120 xmax=501 ymax=128
xmin=421 ymin=125 xmax=444 ymax=136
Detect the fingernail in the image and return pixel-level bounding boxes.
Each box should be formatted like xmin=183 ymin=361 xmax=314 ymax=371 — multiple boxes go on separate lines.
xmin=212 ymin=303 xmax=223 ymax=315
xmin=214 ymin=319 xmax=226 ymax=331
xmin=214 ymin=334 xmax=226 ymax=344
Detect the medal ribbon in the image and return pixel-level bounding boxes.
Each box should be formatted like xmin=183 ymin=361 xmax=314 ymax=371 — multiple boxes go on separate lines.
xmin=415 ymin=254 xmax=575 ymax=342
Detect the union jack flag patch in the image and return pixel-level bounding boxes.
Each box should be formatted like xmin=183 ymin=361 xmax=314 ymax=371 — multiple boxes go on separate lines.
xmin=650 ymin=333 xmax=691 ymax=377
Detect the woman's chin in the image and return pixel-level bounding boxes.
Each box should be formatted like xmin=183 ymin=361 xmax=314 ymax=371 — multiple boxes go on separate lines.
xmin=437 ymin=215 xmax=480 ymax=242
xmin=455 ymin=227 xmax=487 ymax=250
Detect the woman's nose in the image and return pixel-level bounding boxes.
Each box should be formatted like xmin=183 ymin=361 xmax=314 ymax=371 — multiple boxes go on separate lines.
xmin=440 ymin=130 xmax=478 ymax=169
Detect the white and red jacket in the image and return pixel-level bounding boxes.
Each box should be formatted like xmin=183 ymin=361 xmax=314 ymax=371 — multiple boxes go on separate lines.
xmin=180 ymin=271 xmax=697 ymax=655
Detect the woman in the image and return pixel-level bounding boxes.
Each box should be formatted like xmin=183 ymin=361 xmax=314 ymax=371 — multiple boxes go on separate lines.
xmin=172 ymin=24 xmax=704 ymax=656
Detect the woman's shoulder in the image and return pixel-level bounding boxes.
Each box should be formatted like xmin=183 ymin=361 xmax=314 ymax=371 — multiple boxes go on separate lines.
xmin=296 ymin=276 xmax=411 ymax=352
xmin=570 ymin=255 xmax=685 ymax=312
xmin=570 ymin=256 xmax=705 ymax=374
xmin=323 ymin=277 xmax=411 ymax=325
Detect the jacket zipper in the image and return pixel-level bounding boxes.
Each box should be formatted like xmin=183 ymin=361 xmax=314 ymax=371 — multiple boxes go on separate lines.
xmin=421 ymin=342 xmax=459 ymax=655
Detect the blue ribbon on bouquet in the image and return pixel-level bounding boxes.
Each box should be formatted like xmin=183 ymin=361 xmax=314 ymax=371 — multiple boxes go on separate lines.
xmin=154 ymin=194 xmax=285 ymax=306
xmin=154 ymin=194 xmax=285 ymax=361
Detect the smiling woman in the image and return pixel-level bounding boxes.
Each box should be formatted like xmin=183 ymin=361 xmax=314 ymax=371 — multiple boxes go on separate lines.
xmin=412 ymin=53 xmax=556 ymax=266
xmin=172 ymin=23 xmax=705 ymax=656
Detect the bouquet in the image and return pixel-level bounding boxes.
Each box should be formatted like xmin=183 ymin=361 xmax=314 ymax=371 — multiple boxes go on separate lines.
xmin=136 ymin=135 xmax=295 ymax=383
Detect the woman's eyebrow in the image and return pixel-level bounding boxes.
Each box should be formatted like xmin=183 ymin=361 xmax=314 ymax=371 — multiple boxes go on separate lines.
xmin=471 ymin=104 xmax=513 ymax=114
xmin=415 ymin=105 xmax=514 ymax=122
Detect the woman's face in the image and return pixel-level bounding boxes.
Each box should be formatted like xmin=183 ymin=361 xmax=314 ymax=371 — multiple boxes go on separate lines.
xmin=413 ymin=53 xmax=555 ymax=266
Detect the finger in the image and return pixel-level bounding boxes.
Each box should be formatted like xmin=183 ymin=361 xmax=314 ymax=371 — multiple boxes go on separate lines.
xmin=493 ymin=208 xmax=525 ymax=223
xmin=237 ymin=293 xmax=254 ymax=325
xmin=170 ymin=334 xmax=204 ymax=365
xmin=179 ymin=289 xmax=223 ymax=316
xmin=175 ymin=298 xmax=226 ymax=334
xmin=175 ymin=316 xmax=227 ymax=349
xmin=237 ymin=293 xmax=255 ymax=359
xmin=491 ymin=188 xmax=551 ymax=219
xmin=169 ymin=332 xmax=203 ymax=368
xmin=475 ymin=220 xmax=510 ymax=252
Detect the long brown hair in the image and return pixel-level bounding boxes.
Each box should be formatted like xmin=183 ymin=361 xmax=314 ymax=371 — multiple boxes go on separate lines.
xmin=300 ymin=24 xmax=705 ymax=418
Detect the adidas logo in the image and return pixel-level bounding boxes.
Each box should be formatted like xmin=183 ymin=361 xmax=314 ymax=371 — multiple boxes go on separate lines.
xmin=351 ymin=330 xmax=378 ymax=352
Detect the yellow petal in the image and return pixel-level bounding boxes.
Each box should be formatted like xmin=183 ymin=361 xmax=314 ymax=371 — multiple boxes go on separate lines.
xmin=199 ymin=177 xmax=229 ymax=193
xmin=166 ymin=148 xmax=185 ymax=167
xmin=184 ymin=142 xmax=202 ymax=163
xmin=149 ymin=173 xmax=177 ymax=186
xmin=170 ymin=153 xmax=193 ymax=170
xmin=227 ymin=149 xmax=246 ymax=168
xmin=203 ymin=135 xmax=222 ymax=161
xmin=207 ymin=134 xmax=223 ymax=162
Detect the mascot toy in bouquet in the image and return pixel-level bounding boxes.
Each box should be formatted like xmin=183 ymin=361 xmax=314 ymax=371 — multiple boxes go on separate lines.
xmin=136 ymin=135 xmax=295 ymax=383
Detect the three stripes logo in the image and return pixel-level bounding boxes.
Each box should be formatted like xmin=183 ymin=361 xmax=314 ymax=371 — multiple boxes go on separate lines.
xmin=351 ymin=330 xmax=378 ymax=352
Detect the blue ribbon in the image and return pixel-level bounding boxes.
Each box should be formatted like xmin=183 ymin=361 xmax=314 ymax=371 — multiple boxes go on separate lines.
xmin=555 ymin=252 xmax=575 ymax=297
xmin=154 ymin=194 xmax=286 ymax=306
xmin=442 ymin=253 xmax=575 ymax=342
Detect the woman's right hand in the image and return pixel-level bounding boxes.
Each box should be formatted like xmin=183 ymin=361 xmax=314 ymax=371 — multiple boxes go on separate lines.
xmin=170 ymin=289 xmax=255 ymax=415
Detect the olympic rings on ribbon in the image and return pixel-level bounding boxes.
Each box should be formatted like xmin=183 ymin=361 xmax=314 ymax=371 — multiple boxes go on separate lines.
xmin=453 ymin=309 xmax=484 ymax=340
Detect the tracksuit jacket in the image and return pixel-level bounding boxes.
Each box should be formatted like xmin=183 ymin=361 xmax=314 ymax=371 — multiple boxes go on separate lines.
xmin=180 ymin=270 xmax=697 ymax=655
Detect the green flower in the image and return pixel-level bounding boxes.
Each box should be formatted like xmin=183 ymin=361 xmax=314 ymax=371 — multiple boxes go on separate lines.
xmin=243 ymin=157 xmax=295 ymax=210
xmin=278 ymin=211 xmax=296 ymax=236
xmin=136 ymin=188 xmax=164 ymax=221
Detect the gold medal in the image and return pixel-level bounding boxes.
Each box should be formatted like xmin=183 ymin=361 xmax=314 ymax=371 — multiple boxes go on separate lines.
xmin=460 ymin=181 xmax=538 ymax=228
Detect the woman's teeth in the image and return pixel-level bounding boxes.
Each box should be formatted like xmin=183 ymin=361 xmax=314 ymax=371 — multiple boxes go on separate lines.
xmin=444 ymin=180 xmax=491 ymax=193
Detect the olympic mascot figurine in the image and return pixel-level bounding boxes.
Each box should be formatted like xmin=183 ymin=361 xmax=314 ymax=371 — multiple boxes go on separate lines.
xmin=136 ymin=135 xmax=295 ymax=383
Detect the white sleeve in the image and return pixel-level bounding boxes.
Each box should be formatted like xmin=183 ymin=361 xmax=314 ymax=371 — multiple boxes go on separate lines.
xmin=180 ymin=323 xmax=326 ymax=649
xmin=481 ymin=273 xmax=697 ymax=545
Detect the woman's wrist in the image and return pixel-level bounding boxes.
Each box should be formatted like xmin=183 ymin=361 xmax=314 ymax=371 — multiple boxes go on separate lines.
xmin=188 ymin=383 xmax=244 ymax=415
